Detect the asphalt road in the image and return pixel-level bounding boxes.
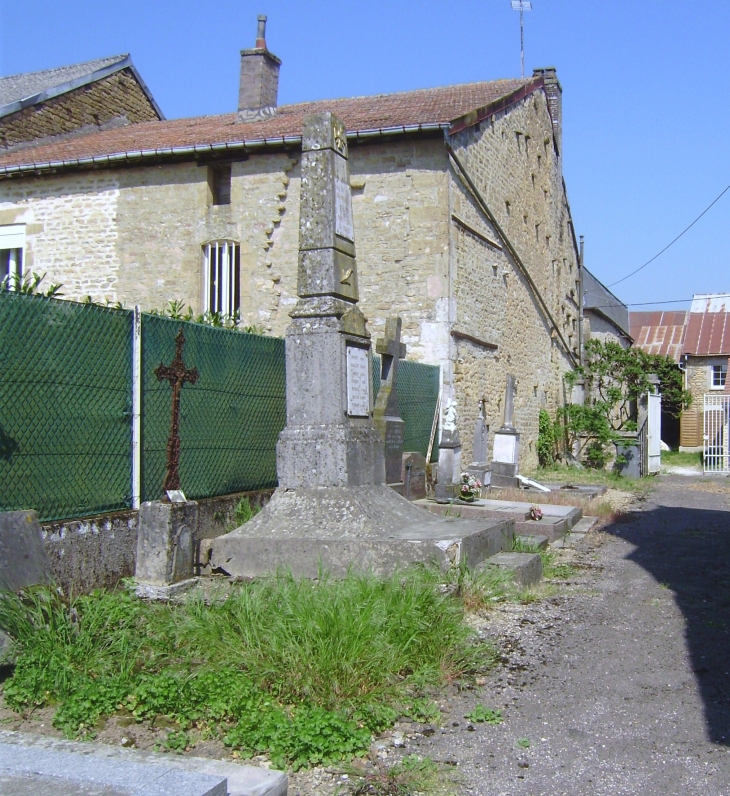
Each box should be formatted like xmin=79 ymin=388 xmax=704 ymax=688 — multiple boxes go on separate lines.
xmin=410 ymin=475 xmax=730 ymax=795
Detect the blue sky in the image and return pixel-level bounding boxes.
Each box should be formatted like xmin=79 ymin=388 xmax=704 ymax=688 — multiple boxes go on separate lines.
xmin=2 ymin=0 xmax=729 ymax=310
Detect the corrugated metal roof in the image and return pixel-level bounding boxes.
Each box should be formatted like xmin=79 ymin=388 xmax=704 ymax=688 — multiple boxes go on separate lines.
xmin=630 ymin=311 xmax=686 ymax=362
xmin=684 ymin=293 xmax=730 ymax=356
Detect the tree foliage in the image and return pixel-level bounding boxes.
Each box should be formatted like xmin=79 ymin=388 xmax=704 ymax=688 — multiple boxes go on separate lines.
xmin=555 ymin=339 xmax=692 ymax=468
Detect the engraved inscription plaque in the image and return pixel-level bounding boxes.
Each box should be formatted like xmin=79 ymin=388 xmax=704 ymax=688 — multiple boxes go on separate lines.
xmin=334 ymin=155 xmax=354 ymax=241
xmin=346 ymin=344 xmax=370 ymax=416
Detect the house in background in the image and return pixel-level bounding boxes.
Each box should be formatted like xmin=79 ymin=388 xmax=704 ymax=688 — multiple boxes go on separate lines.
xmin=680 ymin=294 xmax=730 ymax=451
xmin=0 ymin=18 xmax=588 ymax=474
xmin=630 ymin=309 xmax=687 ymax=449
xmin=631 ymin=295 xmax=730 ymax=451
xmin=581 ymin=268 xmax=631 ymax=347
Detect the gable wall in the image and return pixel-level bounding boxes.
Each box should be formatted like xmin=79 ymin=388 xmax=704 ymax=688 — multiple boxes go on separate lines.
xmin=0 ymin=70 xmax=160 ymax=150
xmin=447 ymin=89 xmax=579 ymax=467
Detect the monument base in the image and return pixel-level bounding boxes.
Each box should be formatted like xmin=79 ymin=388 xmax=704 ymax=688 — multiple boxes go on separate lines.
xmin=206 ymin=486 xmax=513 ymax=579
xmin=489 ymin=461 xmax=521 ymax=489
xmin=466 ymin=464 xmax=491 ymax=491
xmin=135 ymin=500 xmax=197 ymax=589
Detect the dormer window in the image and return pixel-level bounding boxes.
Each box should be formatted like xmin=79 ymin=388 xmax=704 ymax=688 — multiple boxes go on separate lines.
xmin=209 ymin=164 xmax=232 ymax=206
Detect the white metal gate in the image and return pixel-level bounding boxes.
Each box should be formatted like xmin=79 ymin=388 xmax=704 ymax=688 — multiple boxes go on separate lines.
xmin=704 ymin=394 xmax=730 ymax=474
xmin=647 ymin=392 xmax=662 ymax=474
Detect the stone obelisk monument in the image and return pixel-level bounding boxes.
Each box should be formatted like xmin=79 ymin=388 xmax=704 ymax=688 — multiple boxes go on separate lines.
xmin=275 ymin=111 xmax=384 ymax=488
xmin=209 ymin=112 xmax=510 ymax=579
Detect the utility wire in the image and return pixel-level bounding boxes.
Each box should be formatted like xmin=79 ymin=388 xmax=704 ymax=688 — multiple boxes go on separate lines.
xmin=608 ymin=182 xmax=730 ymax=287
xmin=587 ymin=298 xmax=693 ymax=309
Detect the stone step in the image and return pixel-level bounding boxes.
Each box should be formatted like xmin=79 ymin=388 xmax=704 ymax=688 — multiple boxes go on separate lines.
xmin=515 ymin=534 xmax=549 ymax=551
xmin=480 ymin=552 xmax=543 ymax=588
xmin=570 ymin=516 xmax=599 ymax=534
xmin=0 ymin=730 xmax=287 ymax=796
xmin=514 ymin=516 xmax=568 ymax=542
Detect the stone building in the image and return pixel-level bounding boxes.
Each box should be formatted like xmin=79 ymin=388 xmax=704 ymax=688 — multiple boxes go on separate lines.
xmin=0 ymin=21 xmax=588 ymax=472
xmin=0 ymin=54 xmax=163 ymax=152
xmin=581 ymin=268 xmax=630 ymax=347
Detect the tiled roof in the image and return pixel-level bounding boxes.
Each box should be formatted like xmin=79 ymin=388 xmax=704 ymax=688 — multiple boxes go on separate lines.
xmin=684 ymin=294 xmax=730 ymax=357
xmin=0 ymin=77 xmax=534 ymax=175
xmin=630 ymin=311 xmax=687 ymax=362
xmin=0 ymin=55 xmax=128 ymax=107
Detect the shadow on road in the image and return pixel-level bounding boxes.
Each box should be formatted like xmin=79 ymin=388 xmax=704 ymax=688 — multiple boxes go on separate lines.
xmin=606 ymin=499 xmax=730 ymax=744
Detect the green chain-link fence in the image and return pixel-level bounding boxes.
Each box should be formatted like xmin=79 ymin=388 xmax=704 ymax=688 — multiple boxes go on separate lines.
xmin=1 ymin=292 xmax=440 ymax=521
xmin=141 ymin=315 xmax=286 ymax=502
xmin=372 ymin=355 xmax=440 ymax=461
xmin=0 ymin=293 xmax=133 ymax=521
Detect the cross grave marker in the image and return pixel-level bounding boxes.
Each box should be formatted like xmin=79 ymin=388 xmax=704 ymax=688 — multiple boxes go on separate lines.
xmin=154 ymin=328 xmax=199 ymax=494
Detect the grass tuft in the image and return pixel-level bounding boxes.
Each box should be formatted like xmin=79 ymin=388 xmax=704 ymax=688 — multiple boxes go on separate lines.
xmin=0 ymin=568 xmax=495 ymax=768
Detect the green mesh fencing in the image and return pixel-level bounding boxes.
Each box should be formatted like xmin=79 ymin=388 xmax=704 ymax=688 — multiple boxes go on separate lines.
xmin=141 ymin=316 xmax=285 ymax=502
xmin=0 ymin=292 xmax=133 ymax=521
xmin=372 ymin=355 xmax=440 ymax=461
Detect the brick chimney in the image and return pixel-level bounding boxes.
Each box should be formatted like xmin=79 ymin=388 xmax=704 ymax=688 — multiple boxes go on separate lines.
xmin=533 ymin=67 xmax=562 ymax=154
xmin=238 ymin=15 xmax=281 ymax=122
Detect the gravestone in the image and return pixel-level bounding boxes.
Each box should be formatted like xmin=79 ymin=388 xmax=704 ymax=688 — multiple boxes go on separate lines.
xmin=434 ymin=399 xmax=462 ymax=502
xmin=209 ymin=112 xmax=512 ymax=579
xmin=373 ymin=317 xmax=407 ymax=485
xmin=491 ymin=374 xmax=521 ymax=487
xmin=467 ymin=399 xmax=491 ymax=490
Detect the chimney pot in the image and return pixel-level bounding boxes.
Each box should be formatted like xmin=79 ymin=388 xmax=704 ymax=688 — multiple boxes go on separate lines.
xmin=255 ymin=15 xmax=267 ymax=49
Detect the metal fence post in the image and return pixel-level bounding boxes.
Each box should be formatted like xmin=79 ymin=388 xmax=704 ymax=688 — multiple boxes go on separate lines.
xmin=131 ymin=306 xmax=142 ymax=509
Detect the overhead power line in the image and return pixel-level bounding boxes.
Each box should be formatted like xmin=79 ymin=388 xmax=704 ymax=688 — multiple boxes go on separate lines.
xmin=608 ymin=181 xmax=730 ymax=288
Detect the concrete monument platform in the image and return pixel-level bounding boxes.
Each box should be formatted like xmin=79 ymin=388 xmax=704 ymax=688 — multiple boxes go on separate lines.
xmin=208 ymin=485 xmax=514 ymax=578
xmin=209 ymin=111 xmax=512 ymax=580
xmin=0 ymin=731 xmax=287 ymax=796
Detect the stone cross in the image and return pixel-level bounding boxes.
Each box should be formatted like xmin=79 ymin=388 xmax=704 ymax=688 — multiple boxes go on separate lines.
xmin=471 ymin=399 xmax=489 ymax=465
xmin=375 ymin=317 xmax=406 ymax=418
xmin=374 ymin=317 xmax=407 ymax=484
xmin=501 ymin=374 xmax=516 ymax=431
xmin=154 ymin=328 xmax=199 ymax=494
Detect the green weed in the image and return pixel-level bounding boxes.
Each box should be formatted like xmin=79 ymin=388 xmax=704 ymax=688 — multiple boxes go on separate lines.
xmin=517 ymin=737 xmax=531 ymax=748
xmin=0 ymin=568 xmax=490 ymax=769
xmin=464 ymin=705 xmax=503 ymax=724
xmin=348 ymin=755 xmax=459 ymax=796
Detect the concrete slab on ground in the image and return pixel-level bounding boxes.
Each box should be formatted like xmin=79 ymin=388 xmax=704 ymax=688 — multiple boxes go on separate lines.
xmin=0 ymin=731 xmax=287 ymax=796
xmin=208 ymin=486 xmax=514 ymax=579
xmin=416 ymin=500 xmax=530 ymax=521
xmin=571 ymin=516 xmax=599 ymax=534
xmin=481 ymin=552 xmax=543 ymax=588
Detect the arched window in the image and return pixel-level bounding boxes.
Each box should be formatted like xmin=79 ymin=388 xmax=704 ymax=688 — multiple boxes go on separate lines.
xmin=203 ymin=240 xmax=240 ymax=317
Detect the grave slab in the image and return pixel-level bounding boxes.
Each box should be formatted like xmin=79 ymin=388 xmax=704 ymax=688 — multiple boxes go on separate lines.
xmin=0 ymin=731 xmax=287 ymax=796
xmin=515 ymin=534 xmax=549 ymax=551
xmin=515 ymin=516 xmax=568 ymax=542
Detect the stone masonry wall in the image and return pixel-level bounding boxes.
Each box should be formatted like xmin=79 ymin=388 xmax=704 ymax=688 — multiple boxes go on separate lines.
xmin=0 ymin=98 xmax=580 ymax=470
xmin=0 ymin=70 xmax=160 ymax=150
xmin=448 ymin=89 xmax=579 ymax=469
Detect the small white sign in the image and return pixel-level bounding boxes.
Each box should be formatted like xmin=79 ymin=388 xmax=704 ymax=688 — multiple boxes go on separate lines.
xmin=166 ymin=490 xmax=187 ymax=503
xmin=334 ymin=154 xmax=354 ymax=242
xmin=346 ymin=345 xmax=370 ymax=417
xmin=492 ymin=433 xmax=518 ymax=464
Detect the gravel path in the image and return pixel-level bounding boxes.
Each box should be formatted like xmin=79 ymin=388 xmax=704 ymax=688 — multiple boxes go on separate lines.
xmin=391 ymin=475 xmax=730 ymax=795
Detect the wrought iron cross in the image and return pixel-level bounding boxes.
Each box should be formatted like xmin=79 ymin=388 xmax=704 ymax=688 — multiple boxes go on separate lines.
xmin=154 ymin=328 xmax=199 ymax=494
xmin=375 ymin=317 xmax=406 ymax=418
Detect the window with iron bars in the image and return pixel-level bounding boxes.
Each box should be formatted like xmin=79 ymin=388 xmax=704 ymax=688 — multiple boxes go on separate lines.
xmin=0 ymin=224 xmax=25 ymax=289
xmin=203 ymin=241 xmax=240 ymax=318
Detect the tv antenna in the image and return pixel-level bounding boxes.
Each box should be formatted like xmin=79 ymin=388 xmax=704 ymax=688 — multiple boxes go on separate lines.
xmin=510 ymin=0 xmax=532 ymax=79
